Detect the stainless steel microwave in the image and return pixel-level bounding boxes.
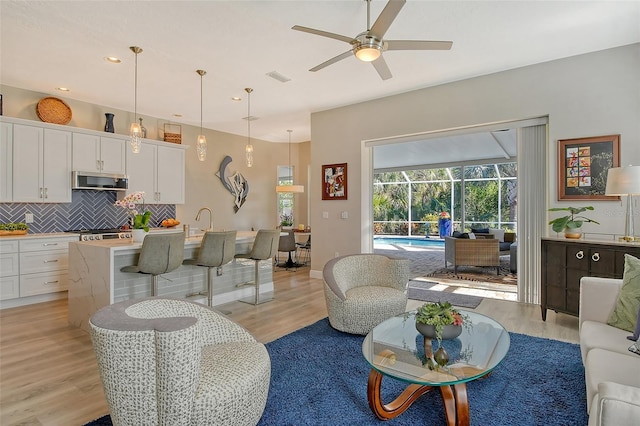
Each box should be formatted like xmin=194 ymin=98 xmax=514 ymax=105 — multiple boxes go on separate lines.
xmin=72 ymin=171 xmax=128 ymax=191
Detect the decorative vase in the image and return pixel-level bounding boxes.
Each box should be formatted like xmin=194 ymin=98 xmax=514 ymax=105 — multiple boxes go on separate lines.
xmin=132 ymin=229 xmax=147 ymax=243
xmin=415 ymin=322 xmax=462 ymax=340
xmin=434 ymin=346 xmax=450 ymax=367
xmin=104 ymin=113 xmax=115 ymax=133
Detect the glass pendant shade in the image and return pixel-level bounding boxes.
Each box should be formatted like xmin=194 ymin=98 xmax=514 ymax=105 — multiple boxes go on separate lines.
xmin=196 ymin=135 xmax=207 ymax=161
xmin=196 ymin=69 xmax=207 ymax=161
xmin=129 ymin=122 xmax=142 ymax=153
xmin=129 ymin=46 xmax=143 ymax=153
xmin=245 ymin=87 xmax=254 ymax=167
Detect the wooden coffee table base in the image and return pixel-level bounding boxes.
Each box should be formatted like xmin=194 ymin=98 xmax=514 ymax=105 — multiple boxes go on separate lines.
xmin=367 ymin=369 xmax=470 ymax=426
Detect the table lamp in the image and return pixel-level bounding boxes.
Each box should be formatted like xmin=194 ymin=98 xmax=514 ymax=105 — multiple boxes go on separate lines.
xmin=605 ymin=165 xmax=640 ymax=242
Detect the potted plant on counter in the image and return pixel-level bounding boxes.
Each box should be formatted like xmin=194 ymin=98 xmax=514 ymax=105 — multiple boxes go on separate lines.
xmin=0 ymin=222 xmax=29 ymax=236
xmin=548 ymin=206 xmax=599 ymax=239
xmin=114 ymin=191 xmax=151 ymax=242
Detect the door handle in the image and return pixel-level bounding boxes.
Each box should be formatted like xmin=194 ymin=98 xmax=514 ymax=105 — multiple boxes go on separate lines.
xmin=591 ymin=252 xmax=600 ymax=262
xmin=575 ymin=250 xmax=584 ymax=260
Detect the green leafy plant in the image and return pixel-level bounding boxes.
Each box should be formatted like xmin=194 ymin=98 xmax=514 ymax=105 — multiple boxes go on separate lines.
xmin=114 ymin=191 xmax=151 ymax=231
xmin=0 ymin=222 xmax=28 ymax=231
xmin=280 ymin=213 xmax=293 ymax=227
xmin=415 ymin=301 xmax=469 ymax=343
xmin=548 ymin=206 xmax=599 ymax=233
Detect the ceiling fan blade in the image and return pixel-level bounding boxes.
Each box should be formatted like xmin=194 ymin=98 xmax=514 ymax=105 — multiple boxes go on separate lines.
xmin=309 ymin=50 xmax=354 ymax=72
xmin=385 ymin=40 xmax=453 ymax=51
xmin=372 ymin=55 xmax=392 ymax=80
xmin=369 ymin=0 xmax=406 ymax=39
xmin=292 ymin=25 xmax=354 ymax=44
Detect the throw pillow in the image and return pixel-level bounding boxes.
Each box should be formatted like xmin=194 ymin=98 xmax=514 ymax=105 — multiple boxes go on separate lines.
xmin=452 ymin=231 xmax=463 ymax=238
xmin=468 ymin=232 xmax=476 ymax=239
xmin=607 ymin=254 xmax=640 ymax=333
xmin=471 ymin=228 xmax=490 ymax=234
xmin=489 ymin=228 xmax=505 ymax=242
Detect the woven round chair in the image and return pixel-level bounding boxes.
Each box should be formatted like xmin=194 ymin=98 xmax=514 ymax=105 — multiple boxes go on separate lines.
xmin=322 ymin=254 xmax=410 ymax=335
xmin=90 ymin=297 xmax=271 ymax=426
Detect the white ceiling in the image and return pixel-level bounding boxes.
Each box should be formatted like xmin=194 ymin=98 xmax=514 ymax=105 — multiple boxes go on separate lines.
xmin=1 ymin=0 xmax=639 ymax=146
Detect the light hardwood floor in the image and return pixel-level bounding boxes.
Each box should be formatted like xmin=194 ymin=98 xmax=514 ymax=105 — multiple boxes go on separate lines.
xmin=0 ymin=267 xmax=579 ymax=426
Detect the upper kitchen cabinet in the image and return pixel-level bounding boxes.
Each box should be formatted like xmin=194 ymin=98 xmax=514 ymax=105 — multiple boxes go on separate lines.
xmin=0 ymin=122 xmax=13 ymax=201
xmin=72 ymin=133 xmax=126 ymax=175
xmin=12 ymin=124 xmax=72 ymax=203
xmin=126 ymin=141 xmax=185 ymax=204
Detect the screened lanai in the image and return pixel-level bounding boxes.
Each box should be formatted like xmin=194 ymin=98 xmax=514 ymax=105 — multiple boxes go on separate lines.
xmin=373 ymin=162 xmax=517 ymax=236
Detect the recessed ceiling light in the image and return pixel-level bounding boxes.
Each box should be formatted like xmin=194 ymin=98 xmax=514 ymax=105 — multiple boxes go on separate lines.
xmin=104 ymin=56 xmax=121 ymax=64
xmin=56 ymin=87 xmax=70 ymax=92
xmin=173 ymin=114 xmax=183 ymax=118
xmin=231 ymin=97 xmax=241 ymax=101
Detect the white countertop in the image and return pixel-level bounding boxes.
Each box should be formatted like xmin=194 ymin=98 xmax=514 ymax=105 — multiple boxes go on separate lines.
xmin=0 ymin=232 xmax=78 ymax=241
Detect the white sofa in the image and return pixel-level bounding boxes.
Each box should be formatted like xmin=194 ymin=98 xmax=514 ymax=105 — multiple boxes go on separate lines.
xmin=579 ymin=276 xmax=640 ymax=426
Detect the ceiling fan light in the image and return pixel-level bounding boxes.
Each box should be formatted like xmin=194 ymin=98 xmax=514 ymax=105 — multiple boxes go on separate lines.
xmin=355 ymin=44 xmax=381 ymax=62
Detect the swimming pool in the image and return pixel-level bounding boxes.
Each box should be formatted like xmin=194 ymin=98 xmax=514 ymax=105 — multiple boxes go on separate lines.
xmin=373 ymin=237 xmax=444 ymax=248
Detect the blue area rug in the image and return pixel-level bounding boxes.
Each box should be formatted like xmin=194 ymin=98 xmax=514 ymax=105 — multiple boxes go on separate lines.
xmin=85 ymin=318 xmax=588 ymax=426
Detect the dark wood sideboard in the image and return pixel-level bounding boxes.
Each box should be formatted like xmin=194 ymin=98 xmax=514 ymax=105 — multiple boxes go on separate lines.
xmin=541 ymin=238 xmax=640 ymax=321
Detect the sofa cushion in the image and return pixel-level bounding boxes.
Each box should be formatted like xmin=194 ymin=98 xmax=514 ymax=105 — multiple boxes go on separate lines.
xmin=585 ymin=348 xmax=640 ymax=412
xmin=452 ymin=231 xmax=469 ymax=239
xmin=607 ymin=254 xmax=640 ymax=333
xmin=489 ymin=228 xmax=505 ymax=242
xmin=499 ymin=241 xmax=512 ymax=252
xmin=581 ymin=320 xmax=635 ymax=361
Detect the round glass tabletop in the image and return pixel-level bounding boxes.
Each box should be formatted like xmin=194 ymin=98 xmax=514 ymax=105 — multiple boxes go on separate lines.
xmin=362 ymin=310 xmax=510 ymax=386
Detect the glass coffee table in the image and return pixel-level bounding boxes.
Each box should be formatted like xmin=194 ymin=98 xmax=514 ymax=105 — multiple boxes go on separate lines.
xmin=362 ymin=310 xmax=510 ymax=425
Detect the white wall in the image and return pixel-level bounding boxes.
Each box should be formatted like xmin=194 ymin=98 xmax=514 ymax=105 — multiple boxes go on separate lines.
xmin=309 ymin=43 xmax=640 ymax=273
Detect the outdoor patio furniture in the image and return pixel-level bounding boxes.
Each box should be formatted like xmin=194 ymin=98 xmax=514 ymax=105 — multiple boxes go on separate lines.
xmin=444 ymin=236 xmax=500 ymax=274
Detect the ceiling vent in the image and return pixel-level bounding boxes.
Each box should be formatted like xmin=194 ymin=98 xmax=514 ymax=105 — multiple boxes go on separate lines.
xmin=266 ymin=71 xmax=291 ymax=83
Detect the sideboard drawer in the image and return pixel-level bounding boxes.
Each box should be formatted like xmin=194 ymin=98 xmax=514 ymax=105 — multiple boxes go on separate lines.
xmin=20 ymin=237 xmax=75 ymax=253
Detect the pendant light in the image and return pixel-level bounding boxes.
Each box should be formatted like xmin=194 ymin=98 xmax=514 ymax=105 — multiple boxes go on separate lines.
xmin=244 ymin=87 xmax=254 ymax=167
xmin=276 ymin=130 xmax=304 ymax=193
xmin=129 ymin=46 xmax=143 ymax=153
xmin=195 ymin=69 xmax=207 ymax=161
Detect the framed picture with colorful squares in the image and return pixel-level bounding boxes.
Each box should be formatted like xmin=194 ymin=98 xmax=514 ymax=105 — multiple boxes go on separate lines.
xmin=557 ymin=134 xmax=620 ymax=200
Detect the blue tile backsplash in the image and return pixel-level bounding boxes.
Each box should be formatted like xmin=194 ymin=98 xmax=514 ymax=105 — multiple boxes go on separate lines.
xmin=0 ymin=190 xmax=176 ymax=233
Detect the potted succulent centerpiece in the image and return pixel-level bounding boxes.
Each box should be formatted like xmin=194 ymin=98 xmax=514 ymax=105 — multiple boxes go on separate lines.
xmin=414 ymin=301 xmax=471 ymax=367
xmin=414 ymin=301 xmax=469 ymax=344
xmin=548 ymin=206 xmax=599 ymax=239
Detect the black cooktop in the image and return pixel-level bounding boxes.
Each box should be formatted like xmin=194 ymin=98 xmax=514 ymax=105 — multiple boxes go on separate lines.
xmin=64 ymin=228 xmax=126 ymax=234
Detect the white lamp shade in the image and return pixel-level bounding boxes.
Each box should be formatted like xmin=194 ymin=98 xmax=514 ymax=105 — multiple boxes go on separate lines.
xmin=605 ymin=166 xmax=640 ymax=195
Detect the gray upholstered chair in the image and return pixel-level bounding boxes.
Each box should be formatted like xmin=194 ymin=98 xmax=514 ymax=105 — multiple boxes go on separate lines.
xmin=90 ymin=297 xmax=271 ymax=426
xmin=322 ymin=253 xmax=410 ymax=335
xmin=184 ymin=230 xmax=237 ymax=309
xmin=235 ymin=229 xmax=280 ymax=305
xmin=120 ymin=232 xmax=185 ymax=296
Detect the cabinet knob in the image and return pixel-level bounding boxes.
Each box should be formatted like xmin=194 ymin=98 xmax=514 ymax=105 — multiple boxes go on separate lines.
xmin=592 ymin=252 xmax=600 ymax=262
xmin=575 ymin=250 xmax=584 ymax=260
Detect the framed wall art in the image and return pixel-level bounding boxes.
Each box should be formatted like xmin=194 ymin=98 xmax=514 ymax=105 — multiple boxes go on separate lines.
xmin=322 ymin=163 xmax=347 ymax=200
xmin=557 ymin=135 xmax=620 ymax=200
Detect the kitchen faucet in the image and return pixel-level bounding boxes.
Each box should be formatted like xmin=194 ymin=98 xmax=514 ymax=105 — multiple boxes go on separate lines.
xmin=195 ymin=207 xmax=213 ymax=232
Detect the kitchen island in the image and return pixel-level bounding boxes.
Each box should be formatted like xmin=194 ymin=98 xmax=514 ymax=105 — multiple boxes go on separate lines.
xmin=68 ymin=230 xmax=274 ymax=331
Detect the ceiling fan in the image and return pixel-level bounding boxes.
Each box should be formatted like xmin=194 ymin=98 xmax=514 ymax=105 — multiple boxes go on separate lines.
xmin=292 ymin=0 xmax=453 ymax=80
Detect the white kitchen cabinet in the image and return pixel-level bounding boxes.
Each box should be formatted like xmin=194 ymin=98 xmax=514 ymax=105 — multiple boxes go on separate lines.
xmin=72 ymin=132 xmax=126 ymax=174
xmin=12 ymin=124 xmax=72 ymax=203
xmin=126 ymin=142 xmax=185 ymax=204
xmin=0 ymin=240 xmax=19 ymax=300
xmin=0 ymin=121 xmax=12 ymax=201
xmin=18 ymin=236 xmax=76 ymax=297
